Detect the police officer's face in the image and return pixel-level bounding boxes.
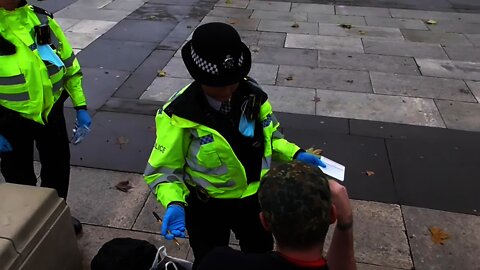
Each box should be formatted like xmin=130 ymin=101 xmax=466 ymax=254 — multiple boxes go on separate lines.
xmin=202 ymin=83 xmax=239 ymax=102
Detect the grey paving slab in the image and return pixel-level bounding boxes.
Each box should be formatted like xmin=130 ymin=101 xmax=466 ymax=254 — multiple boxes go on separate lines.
xmin=148 ymin=0 xmax=216 ymax=4
xmin=101 ymin=98 xmax=163 ymax=116
xmin=314 ymin=89 xmax=445 ymax=127
xmin=240 ymin=31 xmax=262 ymax=46
xmin=65 ymin=68 xmax=130 ymax=111
xmin=370 ymin=72 xmax=476 ymax=102
xmin=466 ymin=34 xmax=480 ymax=46
xmin=132 ymin=193 xmax=166 ymax=233
xmin=277 ymin=65 xmax=372 ymax=92
xmin=208 ymin=7 xmax=254 ymax=18
xmin=336 ymin=5 xmax=391 ymax=17
xmin=286 ymin=33 xmax=364 ymax=53
xmin=251 ymin=10 xmax=308 ymax=22
xmin=274 ymin=112 xmax=350 ymax=134
xmin=401 ymin=29 xmax=473 ymax=46
xmin=54 ymin=18 xmax=81 ymax=31
xmin=251 ymin=46 xmax=318 ymax=67
xmin=258 ymin=31 xmax=286 ymax=47
xmin=308 ymin=13 xmax=366 ymax=25
xmin=69 ymin=111 xmax=156 ymax=173
xmin=67 ymin=0 xmax=113 ymax=9
xmin=55 ymin=6 xmax=130 ymax=21
xmin=141 ymin=77 xmax=193 ymax=101
xmin=291 ymin=3 xmax=335 ymax=14
xmin=31 ymin=0 xmax=78 ymax=13
xmin=65 ymin=32 xmax=101 ymax=50
xmin=363 ymin=39 xmax=449 ymax=59
xmin=403 ymin=206 xmax=480 ymax=269
xmin=318 ymin=23 xmax=404 ymax=40
xmin=200 ymin=16 xmax=260 ymax=31
xmin=443 ymin=45 xmax=480 ymax=62
xmin=365 ymin=17 xmax=428 ymax=30
xmin=103 ymin=0 xmax=145 ymax=11
xmin=318 ymin=50 xmax=420 ymax=75
xmin=247 ymin=1 xmax=292 ymax=12
xmin=128 ymin=3 xmax=214 ymax=21
xmin=427 ymin=21 xmax=480 ymax=35
xmin=67 ymin=167 xmax=149 ymax=229
xmin=336 ymin=201 xmax=412 ymax=269
xmin=258 ymin=20 xmax=319 ymax=35
xmin=389 ymin=9 xmax=480 ymax=23
xmin=157 ymin=18 xmax=201 ymax=50
xmin=249 ymin=63 xmax=279 ymax=85
xmin=101 ymin=19 xmax=177 ymax=43
xmin=162 ymin=57 xmax=192 ymax=79
xmin=262 ymin=85 xmax=316 ymax=115
xmin=416 ymin=58 xmax=480 ymax=81
xmin=436 ymin=100 xmax=480 ymax=131
xmin=466 ymin=81 xmax=480 ymax=102
xmin=215 ymin=0 xmax=249 ymax=8
xmin=78 ymin=38 xmax=156 ymax=72
xmin=77 ymin=225 xmax=190 ymax=269
xmin=114 ymin=50 xmax=175 ymax=99
xmin=66 ymin=19 xmax=117 ymax=35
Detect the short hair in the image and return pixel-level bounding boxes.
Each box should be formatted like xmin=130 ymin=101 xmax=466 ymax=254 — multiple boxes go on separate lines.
xmin=258 ymin=161 xmax=332 ymax=249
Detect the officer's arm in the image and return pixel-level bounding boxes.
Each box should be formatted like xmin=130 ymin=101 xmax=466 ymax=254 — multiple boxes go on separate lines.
xmin=49 ymin=18 xmax=87 ymax=109
xmin=144 ymin=110 xmax=190 ymax=208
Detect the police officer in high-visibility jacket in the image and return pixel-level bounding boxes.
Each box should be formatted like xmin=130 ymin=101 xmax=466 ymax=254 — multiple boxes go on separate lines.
xmin=0 ymin=0 xmax=91 ymax=234
xmin=144 ymin=23 xmax=326 ymax=268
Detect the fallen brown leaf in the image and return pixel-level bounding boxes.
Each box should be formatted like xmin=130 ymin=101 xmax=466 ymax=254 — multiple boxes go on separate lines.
xmin=291 ymin=22 xmax=300 ymax=28
xmin=115 ymin=181 xmax=133 ymax=192
xmin=116 ymin=136 xmax=129 ymax=147
xmin=228 ymin=19 xmax=237 ymax=25
xmin=285 ymin=76 xmax=293 ymax=81
xmin=429 ymin=226 xmax=449 ymax=245
xmin=339 ymin=23 xmax=352 ymax=29
xmin=365 ymin=171 xmax=375 ymax=176
xmin=425 ymin=19 xmax=437 ymax=25
xmin=358 ymin=30 xmax=367 ymax=35
xmin=312 ymin=97 xmax=321 ymax=103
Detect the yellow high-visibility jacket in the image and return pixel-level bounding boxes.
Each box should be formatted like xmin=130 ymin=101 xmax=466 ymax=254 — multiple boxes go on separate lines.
xmin=0 ymin=4 xmax=86 ymax=124
xmin=144 ymin=79 xmax=301 ymax=207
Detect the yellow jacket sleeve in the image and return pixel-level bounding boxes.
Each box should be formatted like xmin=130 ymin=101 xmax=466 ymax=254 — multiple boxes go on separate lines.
xmin=144 ymin=109 xmax=190 ymax=208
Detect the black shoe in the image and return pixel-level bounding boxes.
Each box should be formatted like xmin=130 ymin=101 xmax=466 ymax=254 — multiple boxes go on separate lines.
xmin=72 ymin=217 xmax=83 ymax=235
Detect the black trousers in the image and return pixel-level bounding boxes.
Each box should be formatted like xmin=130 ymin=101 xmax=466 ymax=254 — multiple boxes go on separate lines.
xmin=186 ymin=187 xmax=274 ymax=269
xmin=0 ymin=102 xmax=71 ymax=199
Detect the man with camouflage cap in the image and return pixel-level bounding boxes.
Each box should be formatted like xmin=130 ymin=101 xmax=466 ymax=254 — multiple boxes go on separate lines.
xmin=198 ymin=161 xmax=356 ymax=270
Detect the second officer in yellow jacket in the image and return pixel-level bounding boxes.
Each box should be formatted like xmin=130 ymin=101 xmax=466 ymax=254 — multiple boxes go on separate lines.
xmin=0 ymin=0 xmax=91 ymax=234
xmin=144 ymin=23 xmax=327 ymax=268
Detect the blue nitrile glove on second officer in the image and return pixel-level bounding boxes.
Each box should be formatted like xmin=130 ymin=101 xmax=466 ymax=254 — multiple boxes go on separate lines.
xmin=76 ymin=109 xmax=92 ymax=128
xmin=296 ymin=152 xmax=327 ymax=168
xmin=162 ymin=204 xmax=186 ymax=240
xmin=0 ymin=134 xmax=12 ymax=153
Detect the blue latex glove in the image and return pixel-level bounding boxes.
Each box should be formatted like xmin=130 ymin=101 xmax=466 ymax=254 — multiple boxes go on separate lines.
xmin=161 ymin=205 xmax=186 ymax=240
xmin=296 ymin=152 xmax=327 ymax=168
xmin=0 ymin=134 xmax=12 ymax=153
xmin=76 ymin=109 xmax=92 ymax=128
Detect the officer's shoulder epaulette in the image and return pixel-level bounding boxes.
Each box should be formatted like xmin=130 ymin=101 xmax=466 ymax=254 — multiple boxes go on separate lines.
xmin=32 ymin=5 xmax=54 ymax=19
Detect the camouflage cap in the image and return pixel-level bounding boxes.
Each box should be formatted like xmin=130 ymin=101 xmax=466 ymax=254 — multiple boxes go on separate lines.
xmin=258 ymin=161 xmax=331 ymax=249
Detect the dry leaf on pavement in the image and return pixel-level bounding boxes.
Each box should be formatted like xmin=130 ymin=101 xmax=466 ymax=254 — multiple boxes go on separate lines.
xmin=116 ymin=136 xmax=129 ymax=146
xmin=157 ymin=70 xmax=167 ymax=77
xmin=285 ymin=76 xmax=293 ymax=81
xmin=358 ymin=30 xmax=366 ymax=35
xmin=115 ymin=181 xmax=133 ymax=192
xmin=425 ymin=19 xmax=437 ymax=25
xmin=339 ymin=24 xmax=352 ymax=29
xmin=291 ymin=22 xmax=300 ymax=28
xmin=365 ymin=171 xmax=375 ymax=176
xmin=429 ymin=226 xmax=449 ymax=245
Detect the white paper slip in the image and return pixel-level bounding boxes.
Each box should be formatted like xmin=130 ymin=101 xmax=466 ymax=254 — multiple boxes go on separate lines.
xmin=319 ymin=156 xmax=345 ymax=181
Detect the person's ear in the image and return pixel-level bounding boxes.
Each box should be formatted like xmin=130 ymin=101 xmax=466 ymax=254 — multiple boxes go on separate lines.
xmin=330 ymin=205 xmax=337 ymax=225
xmin=259 ymin=212 xmax=272 ymax=231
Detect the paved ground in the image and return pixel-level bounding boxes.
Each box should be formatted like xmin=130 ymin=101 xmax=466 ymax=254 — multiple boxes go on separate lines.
xmin=2 ymin=0 xmax=480 ymax=269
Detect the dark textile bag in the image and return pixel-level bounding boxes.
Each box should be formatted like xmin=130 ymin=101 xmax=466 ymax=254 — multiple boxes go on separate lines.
xmin=91 ymin=238 xmax=192 ymax=270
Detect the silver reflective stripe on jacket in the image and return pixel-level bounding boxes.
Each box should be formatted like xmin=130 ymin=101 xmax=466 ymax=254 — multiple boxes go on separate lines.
xmin=0 ymin=92 xmax=29 ymax=101
xmin=0 ymin=75 xmax=26 ymax=85
xmin=187 ymin=174 xmax=236 ymax=189
xmin=144 ymin=163 xmax=185 ymax=192
xmin=52 ymin=80 xmax=63 ymax=93
xmin=262 ymin=156 xmax=272 ymax=170
xmin=186 ymin=134 xmax=229 ymax=175
xmin=63 ymin=53 xmax=76 ymax=68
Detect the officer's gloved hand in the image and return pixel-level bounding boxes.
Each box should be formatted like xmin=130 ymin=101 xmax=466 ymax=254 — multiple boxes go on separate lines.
xmin=0 ymin=134 xmax=12 ymax=153
xmin=76 ymin=109 xmax=92 ymax=128
xmin=296 ymin=152 xmax=327 ymax=168
xmin=161 ymin=204 xmax=186 ymax=240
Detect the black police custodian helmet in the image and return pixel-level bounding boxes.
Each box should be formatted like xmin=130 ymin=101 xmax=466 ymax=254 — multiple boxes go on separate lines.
xmin=181 ymin=22 xmax=252 ymax=87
